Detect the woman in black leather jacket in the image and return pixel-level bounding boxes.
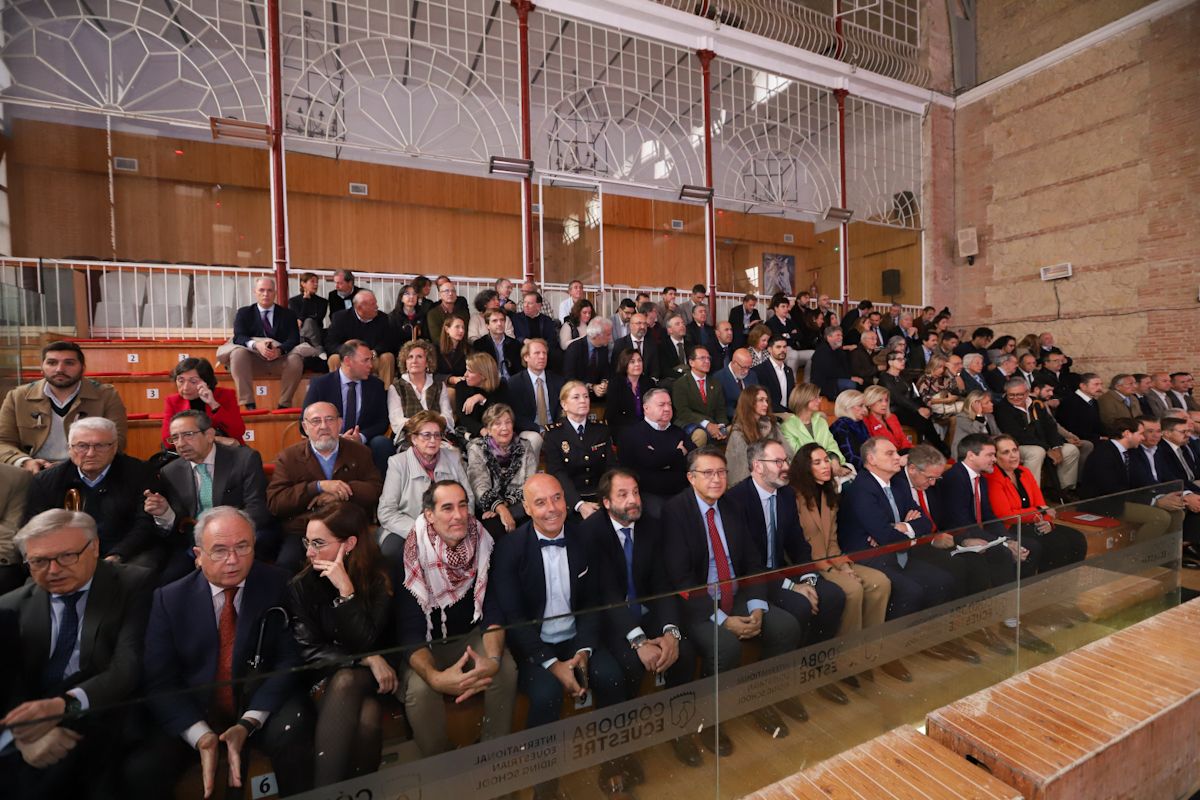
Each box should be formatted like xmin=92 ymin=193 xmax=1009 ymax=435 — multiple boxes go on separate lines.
xmin=288 ymin=501 xmax=395 ymax=785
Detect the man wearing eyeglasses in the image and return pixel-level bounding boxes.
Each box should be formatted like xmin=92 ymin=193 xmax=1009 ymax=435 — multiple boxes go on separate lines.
xmin=0 ymin=509 xmax=153 ymax=800
xmin=143 ymin=411 xmax=271 ymax=582
xmin=267 ymin=402 xmax=382 ymax=570
xmin=993 ymin=377 xmax=1080 ymax=497
xmin=24 ymin=417 xmax=160 ymax=568
xmin=131 ymin=507 xmax=314 ymax=798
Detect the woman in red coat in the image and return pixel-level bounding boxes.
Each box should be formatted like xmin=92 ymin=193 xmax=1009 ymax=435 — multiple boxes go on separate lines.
xmin=984 ymin=433 xmax=1087 ymax=571
xmin=862 ymin=385 xmax=913 ymax=453
xmin=161 ymin=357 xmax=245 ymax=447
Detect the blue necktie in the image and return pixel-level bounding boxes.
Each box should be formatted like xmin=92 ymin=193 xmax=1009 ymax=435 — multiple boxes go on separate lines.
xmin=539 ymin=538 xmax=567 ymax=549
xmin=882 ymin=484 xmax=907 ymax=568
xmin=44 ymin=591 xmax=84 ymax=689
xmin=620 ymin=528 xmax=636 ymax=602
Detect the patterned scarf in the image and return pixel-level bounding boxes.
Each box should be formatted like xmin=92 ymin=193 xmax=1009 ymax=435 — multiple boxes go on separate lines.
xmin=402 ymin=513 xmax=493 ymax=642
xmin=413 ymin=448 xmax=440 ymax=481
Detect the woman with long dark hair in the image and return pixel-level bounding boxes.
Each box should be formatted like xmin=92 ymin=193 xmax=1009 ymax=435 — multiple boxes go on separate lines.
xmin=559 ymin=298 xmax=595 ymax=350
xmin=435 ymin=316 xmax=469 ymax=386
xmin=288 ymin=501 xmax=395 ymax=785
xmin=606 ymin=348 xmax=654 ymax=435
xmin=388 ymin=284 xmax=427 ymax=344
xmin=724 ymin=384 xmax=791 ymax=484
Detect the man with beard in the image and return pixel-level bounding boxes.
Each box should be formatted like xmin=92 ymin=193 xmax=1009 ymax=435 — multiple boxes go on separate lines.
xmin=0 ymin=341 xmax=127 ymax=472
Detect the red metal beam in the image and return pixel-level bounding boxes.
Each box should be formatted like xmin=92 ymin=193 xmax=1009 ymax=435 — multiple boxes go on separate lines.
xmin=698 ymin=49 xmax=717 ymax=314
xmin=834 ymin=87 xmax=849 ymax=314
xmin=513 ymin=0 xmax=536 ymax=283
xmin=266 ymin=0 xmax=288 ymax=291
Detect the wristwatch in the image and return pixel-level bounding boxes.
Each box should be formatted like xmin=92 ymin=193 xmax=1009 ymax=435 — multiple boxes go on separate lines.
xmin=663 ymin=625 xmax=682 ymax=641
xmin=332 ymin=593 xmax=355 ymax=608
xmin=60 ymin=694 xmax=82 ymax=717
xmin=629 ymin=634 xmax=649 ymax=650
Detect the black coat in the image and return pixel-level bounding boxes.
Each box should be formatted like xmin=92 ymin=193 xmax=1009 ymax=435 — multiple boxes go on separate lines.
xmin=327 ymin=286 xmax=363 ymax=321
xmin=728 ymin=305 xmax=761 ymax=346
xmin=611 ymin=335 xmax=660 ymax=381
xmin=303 ymin=370 xmax=390 ymax=441
xmin=929 ymin=462 xmax=1007 ymax=541
xmin=724 ymin=478 xmax=814 ymax=573
xmin=993 ymin=400 xmax=1064 ymax=449
xmin=810 ymin=342 xmax=850 ymax=400
xmin=579 ymin=512 xmax=681 ymax=639
xmin=753 ymin=359 xmax=796 ymax=414
xmin=26 ymin=454 xmax=161 ymax=562
xmin=562 ymin=337 xmax=611 ymax=387
xmin=616 ymin=420 xmax=694 ymax=498
xmin=232 ymin=303 xmax=301 ymax=353
xmin=287 ymin=570 xmax=393 ymax=666
xmin=506 ymin=369 xmax=564 ymax=433
xmin=1055 ymin=392 xmax=1104 ymax=442
xmin=473 ymin=334 xmax=523 ymax=378
xmin=542 ymin=419 xmax=614 ymax=509
xmin=324 ymin=308 xmax=398 ymax=357
xmin=607 ymin=375 xmax=654 ymax=435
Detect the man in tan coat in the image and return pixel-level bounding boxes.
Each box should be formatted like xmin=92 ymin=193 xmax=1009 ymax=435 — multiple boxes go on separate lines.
xmin=0 ymin=341 xmax=126 ymax=472
xmin=1097 ymin=373 xmax=1143 ymax=432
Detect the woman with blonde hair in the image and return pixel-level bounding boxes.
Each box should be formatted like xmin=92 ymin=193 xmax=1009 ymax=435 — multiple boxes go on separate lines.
xmin=456 ymin=352 xmax=509 ymax=438
xmin=746 ymin=322 xmax=773 ymax=367
xmin=863 ymin=385 xmax=913 ymax=453
xmin=828 ymin=389 xmax=871 ymax=470
xmin=724 ymin=384 xmax=793 ymax=484
xmin=951 ymin=390 xmax=1000 ymax=454
xmin=779 ymin=382 xmax=853 ymax=478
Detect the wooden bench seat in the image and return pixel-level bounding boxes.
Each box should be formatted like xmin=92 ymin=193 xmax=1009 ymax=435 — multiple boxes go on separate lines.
xmin=105 ymin=373 xmax=313 ymax=415
xmin=127 ymin=413 xmax=303 ymax=462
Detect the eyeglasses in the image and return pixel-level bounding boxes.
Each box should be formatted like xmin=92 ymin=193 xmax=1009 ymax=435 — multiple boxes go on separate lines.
xmin=304 ymin=415 xmax=340 ymax=427
xmin=690 ymin=468 xmax=728 ymax=480
xmin=175 ymin=377 xmax=204 ymax=386
xmin=412 ymin=431 xmax=442 ymax=441
xmin=25 ymin=542 xmax=92 ymax=571
xmin=166 ymin=430 xmax=205 ymax=444
xmin=301 ymin=537 xmax=332 ymax=551
xmin=202 ymin=542 xmax=253 ymax=562
xmin=755 ymin=458 xmax=790 ymax=468
xmin=69 ymin=442 xmax=116 ymax=454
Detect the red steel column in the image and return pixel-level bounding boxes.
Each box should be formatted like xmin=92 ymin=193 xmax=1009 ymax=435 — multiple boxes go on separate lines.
xmin=698 ymin=49 xmax=717 ymax=313
xmin=267 ymin=0 xmax=288 ymax=290
xmin=513 ymin=0 xmax=536 ymax=283
xmin=834 ymin=87 xmax=850 ymax=314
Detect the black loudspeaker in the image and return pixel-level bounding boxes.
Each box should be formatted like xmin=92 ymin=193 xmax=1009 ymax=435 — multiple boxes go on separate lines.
xmin=881 ymin=269 xmax=901 ymax=297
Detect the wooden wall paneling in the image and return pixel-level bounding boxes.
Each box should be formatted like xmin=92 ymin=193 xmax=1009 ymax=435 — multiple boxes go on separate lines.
xmin=9 ymin=166 xmax=113 ymax=258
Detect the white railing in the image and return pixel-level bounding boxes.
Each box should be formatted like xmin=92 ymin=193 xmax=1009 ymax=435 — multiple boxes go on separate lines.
xmin=0 ymin=257 xmax=923 ymax=341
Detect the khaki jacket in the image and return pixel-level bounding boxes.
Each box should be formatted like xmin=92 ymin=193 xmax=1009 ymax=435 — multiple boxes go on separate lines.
xmin=0 ymin=378 xmax=128 ymax=466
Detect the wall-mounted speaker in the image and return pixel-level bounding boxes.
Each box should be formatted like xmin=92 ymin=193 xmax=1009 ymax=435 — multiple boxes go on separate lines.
xmin=882 ymin=269 xmax=901 ymax=298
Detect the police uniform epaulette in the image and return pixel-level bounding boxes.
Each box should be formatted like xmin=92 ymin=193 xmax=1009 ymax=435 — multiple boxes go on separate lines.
xmin=546 ymin=421 xmax=563 ymax=430
xmin=592 ymin=419 xmax=608 ymax=426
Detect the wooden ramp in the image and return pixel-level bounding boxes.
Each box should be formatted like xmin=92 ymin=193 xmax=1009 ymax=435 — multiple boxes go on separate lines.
xmin=927 ymin=598 xmax=1200 ymax=800
xmin=744 ymin=725 xmax=1022 ymax=800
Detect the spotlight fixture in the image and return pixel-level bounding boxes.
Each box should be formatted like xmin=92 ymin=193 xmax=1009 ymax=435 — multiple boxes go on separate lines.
xmin=823 ymin=206 xmax=854 ymax=224
xmin=679 ymin=184 xmax=714 ymax=203
xmin=488 ymin=156 xmax=534 ymax=177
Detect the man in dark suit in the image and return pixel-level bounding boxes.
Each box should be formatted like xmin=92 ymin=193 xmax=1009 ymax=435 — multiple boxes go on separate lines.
xmin=1078 ymin=421 xmax=1188 ymax=535
xmin=562 ymin=317 xmax=613 ymax=401
xmin=325 ymin=268 xmax=362 ymax=321
xmin=491 ymin=474 xmax=633 ymax=797
xmin=222 ymin=277 xmax=308 ymax=409
xmin=709 ymin=321 xmax=736 ymax=373
xmin=809 ymin=326 xmax=854 ymax=400
xmin=661 ymin=448 xmax=803 ymax=753
xmin=510 ymin=292 xmax=561 ymax=349
xmin=507 ymin=339 xmax=564 ymax=434
xmin=266 ymin=402 xmax=382 ymax=568
xmin=840 ymin=299 xmax=871 ymax=336
xmin=610 ymin=312 xmax=660 ymax=381
xmin=472 ymin=309 xmax=523 ymax=379
xmin=24 ymin=417 xmax=161 ymax=568
xmin=727 ymin=293 xmax=761 ymax=348
xmin=984 ymin=354 xmax=1019 ymax=398
xmin=671 ymin=345 xmax=728 ymax=447
xmin=716 ymin=348 xmax=759 ymax=419
xmin=753 ymin=336 xmax=796 ymax=414
xmin=1036 ymin=351 xmax=1078 ymax=399
xmin=656 ymin=313 xmax=691 ymax=386
xmin=323 ymin=290 xmax=398 ymax=390
xmin=1157 ymin=417 xmax=1200 ymax=551
xmin=907 ymin=329 xmax=940 ymax=372
xmin=617 ymin=388 xmax=694 ymax=518
xmin=960 ymin=353 xmax=992 ymax=397
xmin=0 ymin=510 xmax=153 ymax=800
xmin=143 ymin=410 xmax=272 ymax=581
xmin=583 ymin=469 xmax=703 ymax=767
xmin=128 ymin=507 xmax=313 ymax=798
xmin=993 ymin=377 xmax=1080 ymax=495
xmin=303 ymin=339 xmax=394 ymax=476
xmin=725 ymin=440 xmax=846 ymax=692
xmin=685 ymin=304 xmax=717 ymax=353
xmin=838 ymin=438 xmax=955 ymax=628
xmin=1055 ymin=373 xmax=1106 ymax=442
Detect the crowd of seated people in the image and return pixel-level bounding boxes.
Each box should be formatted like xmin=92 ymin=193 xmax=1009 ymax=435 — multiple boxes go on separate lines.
xmin=1 ymin=287 xmax=1199 ymax=800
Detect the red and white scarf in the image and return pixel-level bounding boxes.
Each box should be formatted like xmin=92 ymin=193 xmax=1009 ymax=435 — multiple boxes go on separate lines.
xmin=402 ymin=513 xmax=493 ymax=642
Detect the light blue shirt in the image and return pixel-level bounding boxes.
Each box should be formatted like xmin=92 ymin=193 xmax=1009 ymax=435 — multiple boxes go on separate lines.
xmin=694 ymin=492 xmax=768 ymax=624
xmin=311 ymin=443 xmax=339 ymax=480
xmin=77 ymin=464 xmax=112 ymax=489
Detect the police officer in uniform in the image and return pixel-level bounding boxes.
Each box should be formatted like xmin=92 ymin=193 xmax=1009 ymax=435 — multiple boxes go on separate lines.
xmin=543 ymin=380 xmax=614 ymax=520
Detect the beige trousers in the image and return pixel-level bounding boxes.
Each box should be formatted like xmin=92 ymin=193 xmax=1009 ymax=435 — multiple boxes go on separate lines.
xmin=822 ymin=563 xmax=891 ymax=637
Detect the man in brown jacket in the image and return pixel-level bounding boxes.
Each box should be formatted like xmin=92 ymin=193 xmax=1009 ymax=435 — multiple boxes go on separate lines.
xmin=0 ymin=341 xmax=127 ymax=472
xmin=1097 ymin=373 xmax=1144 ymax=432
xmin=266 ymin=401 xmax=382 ymax=569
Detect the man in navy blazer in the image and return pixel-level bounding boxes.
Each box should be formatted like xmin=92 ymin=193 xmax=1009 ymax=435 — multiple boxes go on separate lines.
xmin=490 ymin=475 xmax=633 ymax=795
xmin=660 ymin=448 xmax=802 ymax=749
xmin=302 ymin=339 xmax=393 ymax=476
xmin=130 ymin=507 xmax=313 ymax=798
xmin=716 ymin=348 xmax=759 ymax=418
xmin=610 ymin=311 xmax=661 ymax=381
xmin=1157 ymin=417 xmax=1200 ymax=548
xmin=838 ymin=437 xmax=955 ymax=620
xmin=726 ymin=440 xmax=845 ymax=645
xmin=1078 ymin=420 xmax=1184 ymax=540
xmin=472 ymin=308 xmax=523 ymax=378
xmin=506 ymin=339 xmax=564 ymax=434
xmin=223 ymin=277 xmax=310 ymax=409
xmin=510 ymin=291 xmax=562 ymax=370
xmin=753 ymin=337 xmax=796 ymax=413
xmin=1055 ymin=373 xmax=1106 ymax=442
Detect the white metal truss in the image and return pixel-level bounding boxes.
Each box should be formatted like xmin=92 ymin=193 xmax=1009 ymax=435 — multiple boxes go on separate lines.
xmin=845 ymin=94 xmax=921 ymax=229
xmin=528 ymin=11 xmax=706 ymax=192
xmin=0 ymin=0 xmax=268 ymax=126
xmin=279 ymin=0 xmax=521 ymax=162
xmin=710 ymin=57 xmax=839 ymax=218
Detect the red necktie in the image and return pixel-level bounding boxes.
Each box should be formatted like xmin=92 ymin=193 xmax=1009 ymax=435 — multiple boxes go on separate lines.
xmin=917 ymin=490 xmax=936 ymax=532
xmin=215 ymin=587 xmax=238 ymax=718
xmin=706 ymin=508 xmax=734 ymax=614
xmin=698 ymin=377 xmax=707 ymax=403
xmin=972 ymin=476 xmax=983 ymax=524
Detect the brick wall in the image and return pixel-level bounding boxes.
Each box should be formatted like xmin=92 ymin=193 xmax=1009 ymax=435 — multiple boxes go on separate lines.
xmin=928 ymin=3 xmax=1199 ymax=378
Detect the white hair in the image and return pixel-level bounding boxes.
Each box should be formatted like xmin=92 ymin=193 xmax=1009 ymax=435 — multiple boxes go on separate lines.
xmin=68 ymin=416 xmax=118 ymax=443
xmin=962 ymin=353 xmax=984 ymax=369
xmin=586 ymin=317 xmax=613 ymax=340
xmin=255 ymin=276 xmax=276 ymax=289
xmin=193 ymin=506 xmax=256 ymax=547
xmin=14 ymin=509 xmax=96 ymax=555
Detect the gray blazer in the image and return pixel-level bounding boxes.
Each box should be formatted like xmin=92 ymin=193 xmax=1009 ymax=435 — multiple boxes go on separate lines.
xmin=378 ymin=447 xmax=474 ymax=542
xmin=951 ymin=412 xmax=1000 ymax=455
xmin=159 ymin=442 xmax=271 ymax=531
